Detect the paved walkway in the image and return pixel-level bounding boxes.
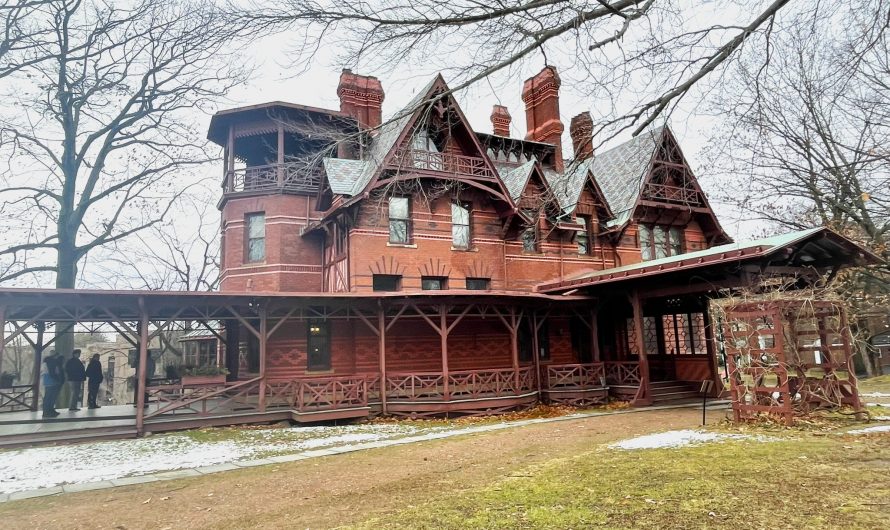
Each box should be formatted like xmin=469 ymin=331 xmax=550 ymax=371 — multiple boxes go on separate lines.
xmin=0 ymin=400 xmax=729 ymax=503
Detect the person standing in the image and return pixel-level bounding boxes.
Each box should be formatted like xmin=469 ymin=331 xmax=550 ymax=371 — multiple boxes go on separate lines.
xmin=41 ymin=355 xmax=61 ymax=418
xmin=85 ymin=353 xmax=104 ymax=409
xmin=65 ymin=349 xmax=86 ymax=411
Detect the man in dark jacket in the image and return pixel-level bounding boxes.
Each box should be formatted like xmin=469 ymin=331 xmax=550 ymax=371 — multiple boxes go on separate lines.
xmin=65 ymin=349 xmax=86 ymax=411
xmin=41 ymin=354 xmax=61 ymax=418
xmin=85 ymin=353 xmax=104 ymax=409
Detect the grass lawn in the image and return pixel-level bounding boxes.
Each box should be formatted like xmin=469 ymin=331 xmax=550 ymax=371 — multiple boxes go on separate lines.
xmin=860 ymin=374 xmax=890 ymax=395
xmin=355 ymin=425 xmax=890 ymax=529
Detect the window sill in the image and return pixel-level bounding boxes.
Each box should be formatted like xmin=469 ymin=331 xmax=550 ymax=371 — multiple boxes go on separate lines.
xmin=387 ymin=242 xmax=417 ymax=248
xmin=306 ymin=368 xmax=334 ymax=375
xmin=242 ymin=261 xmax=266 ymax=266
xmin=451 ymin=246 xmax=478 ymax=252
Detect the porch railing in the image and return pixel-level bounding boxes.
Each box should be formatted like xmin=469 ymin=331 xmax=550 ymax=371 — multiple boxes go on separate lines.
xmin=0 ymin=384 xmax=34 ymax=412
xmin=224 ymin=162 xmax=322 ymax=196
xmin=144 ymin=377 xmax=264 ymax=420
xmin=293 ymin=376 xmax=368 ymax=411
xmin=544 ymin=363 xmax=606 ymax=390
xmin=604 ymin=361 xmax=641 ymax=386
xmin=389 ymin=148 xmax=496 ymax=179
xmin=385 ymin=367 xmax=536 ymax=401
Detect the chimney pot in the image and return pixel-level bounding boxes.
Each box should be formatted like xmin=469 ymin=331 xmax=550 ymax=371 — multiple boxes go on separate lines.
xmin=337 ymin=69 xmax=385 ymax=129
xmin=521 ymin=66 xmax=564 ymax=172
xmin=490 ymin=105 xmax=512 ymax=137
xmin=570 ymin=112 xmax=594 ymax=160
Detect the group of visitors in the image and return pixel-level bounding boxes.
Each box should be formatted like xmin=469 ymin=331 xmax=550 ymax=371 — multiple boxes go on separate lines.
xmin=41 ymin=349 xmax=104 ymax=418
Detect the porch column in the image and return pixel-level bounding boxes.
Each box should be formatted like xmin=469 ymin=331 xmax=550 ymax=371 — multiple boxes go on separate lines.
xmin=135 ymin=298 xmax=149 ymax=435
xmin=590 ymin=309 xmax=601 ymax=362
xmin=630 ymin=290 xmax=652 ymax=405
xmin=276 ymin=123 xmax=285 ymax=185
xmin=378 ymin=307 xmax=388 ymax=415
xmin=0 ymin=306 xmax=5 ymax=378
xmin=258 ymin=306 xmax=268 ymax=412
xmin=30 ymin=322 xmax=45 ymax=411
xmin=440 ymin=306 xmax=450 ymax=401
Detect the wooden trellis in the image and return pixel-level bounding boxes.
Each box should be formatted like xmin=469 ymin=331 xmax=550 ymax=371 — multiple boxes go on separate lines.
xmin=719 ymin=298 xmax=862 ymax=425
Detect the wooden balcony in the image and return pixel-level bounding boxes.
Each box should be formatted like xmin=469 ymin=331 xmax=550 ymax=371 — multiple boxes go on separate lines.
xmin=388 ymin=148 xmax=496 ymax=180
xmin=222 ymin=162 xmax=323 ymax=197
xmin=641 ymin=182 xmax=703 ymax=207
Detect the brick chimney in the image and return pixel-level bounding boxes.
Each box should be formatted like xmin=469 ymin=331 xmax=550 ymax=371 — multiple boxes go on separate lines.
xmin=522 ymin=66 xmax=564 ymax=172
xmin=490 ymin=105 xmax=512 ymax=137
xmin=337 ymin=69 xmax=385 ymax=129
xmin=570 ymin=112 xmax=594 ymax=161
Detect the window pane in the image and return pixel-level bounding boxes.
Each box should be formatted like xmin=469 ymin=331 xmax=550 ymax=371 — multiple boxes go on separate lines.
xmin=248 ymin=238 xmax=265 ymax=262
xmin=451 ymin=202 xmax=469 ymax=224
xmin=389 ymin=219 xmax=408 ymax=243
xmin=373 ymin=275 xmax=401 ymax=291
xmin=522 ymin=227 xmax=537 ymax=252
xmin=577 ymin=233 xmax=589 ymax=255
xmin=669 ymin=227 xmax=682 ymax=256
xmin=421 ymin=277 xmax=444 ymax=290
xmin=639 ymin=225 xmax=652 ymax=261
xmin=452 ymin=225 xmax=470 ymax=248
xmin=654 ymin=226 xmax=668 ymax=259
xmin=389 ymin=197 xmax=408 ymax=219
xmin=247 ymin=213 xmax=265 ymax=238
xmin=466 ymin=278 xmax=490 ymax=290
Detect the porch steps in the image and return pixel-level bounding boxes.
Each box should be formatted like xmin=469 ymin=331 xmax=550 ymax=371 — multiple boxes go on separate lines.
xmin=650 ymin=380 xmax=704 ymax=404
xmin=0 ymin=424 xmax=138 ymax=449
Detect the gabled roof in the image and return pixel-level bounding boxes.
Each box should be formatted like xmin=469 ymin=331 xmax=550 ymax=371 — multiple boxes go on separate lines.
xmin=590 ymin=125 xmax=664 ymax=226
xmin=500 ymin=159 xmax=537 ymax=201
xmin=322 ymin=158 xmax=369 ymax=196
xmin=545 ymin=158 xmax=594 ymax=214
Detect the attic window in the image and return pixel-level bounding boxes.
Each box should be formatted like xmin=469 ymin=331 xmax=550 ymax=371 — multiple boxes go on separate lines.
xmin=577 ymin=215 xmax=590 ymax=255
xmin=640 ymin=224 xmax=683 ymax=261
xmin=411 ymin=129 xmax=440 ymax=153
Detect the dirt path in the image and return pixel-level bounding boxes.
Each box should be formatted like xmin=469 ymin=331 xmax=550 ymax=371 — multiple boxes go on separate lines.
xmin=1 ymin=407 xmax=724 ymax=529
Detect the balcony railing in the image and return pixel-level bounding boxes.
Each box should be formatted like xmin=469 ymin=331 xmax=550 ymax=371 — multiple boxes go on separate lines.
xmin=223 ymin=162 xmax=322 ymax=196
xmin=389 ymin=148 xmax=496 ymax=180
xmin=641 ymin=182 xmax=703 ymax=206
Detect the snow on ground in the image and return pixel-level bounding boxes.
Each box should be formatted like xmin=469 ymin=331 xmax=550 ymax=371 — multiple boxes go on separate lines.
xmin=847 ymin=425 xmax=890 ymax=435
xmin=0 ymin=423 xmax=453 ymax=494
xmin=861 ymin=392 xmax=890 ymax=398
xmin=609 ymin=429 xmax=770 ymax=450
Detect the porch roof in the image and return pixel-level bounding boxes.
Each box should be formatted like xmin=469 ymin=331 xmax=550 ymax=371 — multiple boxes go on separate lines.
xmin=536 ymin=227 xmax=882 ymax=293
xmin=0 ymin=288 xmax=593 ymax=323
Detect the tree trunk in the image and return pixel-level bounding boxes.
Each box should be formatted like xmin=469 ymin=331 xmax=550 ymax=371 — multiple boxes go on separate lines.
xmin=53 ymin=238 xmax=78 ymax=408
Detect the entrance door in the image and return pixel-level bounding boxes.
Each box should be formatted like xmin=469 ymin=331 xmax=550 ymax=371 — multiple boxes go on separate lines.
xmin=307 ymin=320 xmax=331 ymax=371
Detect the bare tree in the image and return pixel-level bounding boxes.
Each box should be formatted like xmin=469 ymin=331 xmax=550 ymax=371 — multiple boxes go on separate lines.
xmin=235 ymin=0 xmax=805 ymax=141
xmin=704 ymin=4 xmax=890 ymax=372
xmin=0 ymin=0 xmax=249 ymax=289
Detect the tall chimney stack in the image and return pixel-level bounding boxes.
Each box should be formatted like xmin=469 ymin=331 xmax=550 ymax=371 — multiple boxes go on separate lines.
xmin=337 ymin=69 xmax=385 ymax=129
xmin=521 ymin=66 xmax=564 ymax=172
xmin=570 ymin=112 xmax=594 ymax=161
xmin=490 ymin=105 xmax=512 ymax=136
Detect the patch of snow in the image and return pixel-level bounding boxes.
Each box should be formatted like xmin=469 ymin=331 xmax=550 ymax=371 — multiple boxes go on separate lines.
xmin=609 ymin=429 xmax=769 ymax=450
xmin=0 ymin=423 xmax=457 ymax=494
xmin=861 ymin=392 xmax=890 ymax=398
xmin=873 ymin=416 xmax=890 ymax=421
xmin=867 ymin=402 xmax=890 ymax=408
xmin=847 ymin=425 xmax=890 ymax=435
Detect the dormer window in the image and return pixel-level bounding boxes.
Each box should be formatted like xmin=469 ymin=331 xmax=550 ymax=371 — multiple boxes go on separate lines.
xmin=411 ymin=129 xmax=439 ymax=152
xmin=640 ymin=224 xmax=684 ymax=261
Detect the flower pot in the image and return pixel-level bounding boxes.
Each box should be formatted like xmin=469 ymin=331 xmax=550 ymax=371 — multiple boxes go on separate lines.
xmin=181 ymin=374 xmax=226 ymax=386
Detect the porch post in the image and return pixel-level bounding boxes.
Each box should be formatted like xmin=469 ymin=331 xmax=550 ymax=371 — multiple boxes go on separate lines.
xmin=510 ymin=308 xmax=520 ymax=391
xmin=276 ymin=123 xmax=285 ymax=185
xmin=532 ymin=311 xmax=542 ymax=395
xmin=378 ymin=306 xmax=388 ymax=415
xmin=258 ymin=306 xmax=268 ymax=412
xmin=135 ymin=298 xmax=149 ymax=435
xmin=226 ymin=125 xmax=235 ymax=190
xmin=440 ymin=305 xmax=450 ymax=401
xmin=0 ymin=306 xmax=5 ymax=377
xmin=701 ymin=303 xmax=721 ymax=397
xmin=590 ymin=309 xmax=601 ymax=362
xmin=630 ymin=290 xmax=651 ymax=405
xmin=30 ymin=322 xmax=45 ymax=411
